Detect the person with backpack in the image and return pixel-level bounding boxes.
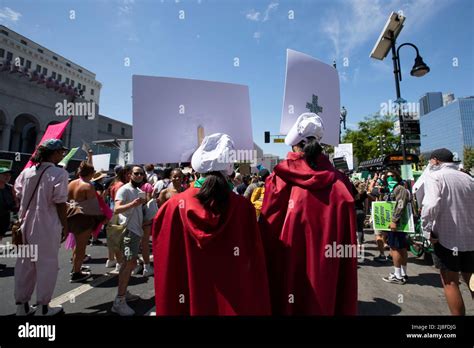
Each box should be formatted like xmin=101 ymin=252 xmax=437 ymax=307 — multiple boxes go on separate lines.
xmin=14 ymin=139 xmax=69 ymax=316
xmin=247 ymin=169 xmax=270 ymax=220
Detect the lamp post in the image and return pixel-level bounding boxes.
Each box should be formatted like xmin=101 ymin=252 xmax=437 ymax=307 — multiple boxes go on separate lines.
xmin=339 ymin=106 xmax=347 ymax=143
xmin=390 ymin=37 xmax=430 ymax=165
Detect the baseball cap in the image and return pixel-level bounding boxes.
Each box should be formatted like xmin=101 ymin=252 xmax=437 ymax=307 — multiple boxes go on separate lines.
xmin=429 ymin=148 xmax=458 ymax=163
xmin=41 ymin=139 xmax=68 ymax=151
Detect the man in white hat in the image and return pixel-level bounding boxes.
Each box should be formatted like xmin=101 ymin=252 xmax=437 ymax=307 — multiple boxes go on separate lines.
xmin=259 ymin=113 xmax=358 ymax=315
xmin=152 ymin=133 xmax=271 ymax=315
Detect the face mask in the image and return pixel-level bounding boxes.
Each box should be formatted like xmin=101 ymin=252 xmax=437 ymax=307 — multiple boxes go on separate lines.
xmin=428 ymin=163 xmax=441 ymax=171
xmin=386 ymin=176 xmax=398 ymax=192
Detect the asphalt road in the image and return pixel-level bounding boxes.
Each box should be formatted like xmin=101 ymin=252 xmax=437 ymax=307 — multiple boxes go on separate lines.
xmin=0 ymin=229 xmax=472 ymax=316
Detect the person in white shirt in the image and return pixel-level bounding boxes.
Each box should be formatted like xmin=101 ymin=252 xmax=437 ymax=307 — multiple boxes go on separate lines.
xmin=421 ymin=148 xmax=474 ymax=315
xmin=144 ymin=164 xmax=158 ymax=186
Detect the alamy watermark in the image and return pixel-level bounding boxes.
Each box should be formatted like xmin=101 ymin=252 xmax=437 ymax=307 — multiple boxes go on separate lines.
xmin=324 ymin=241 xmax=365 ymax=262
xmin=218 ymin=149 xmax=258 ymax=167
xmin=55 ymin=100 xmax=96 ymax=120
xmin=380 ymin=99 xmax=419 ymax=116
xmin=0 ymin=242 xmax=38 ymax=262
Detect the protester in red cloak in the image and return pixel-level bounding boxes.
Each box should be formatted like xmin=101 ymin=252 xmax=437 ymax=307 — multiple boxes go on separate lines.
xmin=152 ymin=133 xmax=271 ymax=315
xmin=259 ymin=113 xmax=358 ymax=315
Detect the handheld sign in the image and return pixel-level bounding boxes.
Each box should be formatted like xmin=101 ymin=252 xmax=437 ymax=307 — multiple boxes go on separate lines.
xmin=371 ymin=202 xmax=415 ymax=233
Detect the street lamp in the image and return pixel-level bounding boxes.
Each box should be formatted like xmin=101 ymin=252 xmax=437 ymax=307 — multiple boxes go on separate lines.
xmin=339 ymin=106 xmax=347 ymax=143
xmin=370 ymin=12 xmax=430 ymax=165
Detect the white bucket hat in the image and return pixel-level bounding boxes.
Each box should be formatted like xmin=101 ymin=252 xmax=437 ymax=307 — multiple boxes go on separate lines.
xmin=284 ymin=112 xmax=324 ymax=146
xmin=191 ymin=133 xmax=235 ymax=175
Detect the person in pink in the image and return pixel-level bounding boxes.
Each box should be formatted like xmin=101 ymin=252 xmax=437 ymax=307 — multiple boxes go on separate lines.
xmin=14 ymin=139 xmax=69 ymax=316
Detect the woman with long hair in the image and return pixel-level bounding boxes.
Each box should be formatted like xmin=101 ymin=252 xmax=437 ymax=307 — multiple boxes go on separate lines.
xmin=151 ymin=133 xmax=270 ymax=315
xmin=259 ymin=113 xmax=357 ymax=315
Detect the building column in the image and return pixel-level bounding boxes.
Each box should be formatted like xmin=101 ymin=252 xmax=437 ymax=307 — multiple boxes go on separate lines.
xmin=0 ymin=124 xmax=12 ymax=151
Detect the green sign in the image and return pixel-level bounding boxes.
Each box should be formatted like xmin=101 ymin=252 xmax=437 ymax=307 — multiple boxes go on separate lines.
xmin=59 ymin=147 xmax=79 ymax=168
xmin=0 ymin=159 xmax=13 ymax=170
xmin=371 ymin=201 xmax=415 ymax=233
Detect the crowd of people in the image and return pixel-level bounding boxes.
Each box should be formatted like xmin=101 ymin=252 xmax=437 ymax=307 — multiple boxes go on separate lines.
xmin=0 ymin=112 xmax=473 ymax=316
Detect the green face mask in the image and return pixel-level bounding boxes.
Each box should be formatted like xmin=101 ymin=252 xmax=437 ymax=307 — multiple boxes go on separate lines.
xmin=386 ymin=176 xmax=398 ymax=192
xmin=193 ymin=176 xmax=234 ymax=190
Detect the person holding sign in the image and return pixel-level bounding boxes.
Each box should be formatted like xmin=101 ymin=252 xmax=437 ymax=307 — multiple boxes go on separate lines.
xmin=259 ymin=113 xmax=357 ymax=315
xmin=152 ymin=133 xmax=270 ymax=315
xmin=382 ymin=169 xmax=410 ymax=285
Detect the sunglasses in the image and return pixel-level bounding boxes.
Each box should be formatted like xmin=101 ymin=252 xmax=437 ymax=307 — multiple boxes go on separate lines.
xmin=132 ymin=172 xmax=144 ymax=176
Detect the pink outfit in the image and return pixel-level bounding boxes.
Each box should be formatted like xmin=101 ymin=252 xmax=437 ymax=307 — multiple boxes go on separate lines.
xmin=140 ymin=182 xmax=153 ymax=194
xmin=14 ymin=162 xmax=68 ymax=305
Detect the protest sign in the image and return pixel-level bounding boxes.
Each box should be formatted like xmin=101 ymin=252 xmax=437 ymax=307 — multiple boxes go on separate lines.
xmin=59 ymin=147 xmax=79 ymax=168
xmin=92 ymin=153 xmax=111 ymax=172
xmin=371 ymin=201 xmax=415 ymax=233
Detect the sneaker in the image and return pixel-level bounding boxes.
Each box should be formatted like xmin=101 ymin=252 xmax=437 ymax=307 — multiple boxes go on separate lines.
xmin=109 ymin=263 xmax=121 ymax=275
xmin=35 ymin=304 xmax=64 ymax=316
xmin=143 ymin=264 xmax=154 ymax=277
xmin=16 ymin=302 xmax=36 ymax=316
xmin=69 ymin=266 xmax=90 ymax=275
xmin=403 ymin=275 xmax=409 ymax=282
xmin=387 ymin=254 xmax=393 ymax=261
xmin=469 ymin=274 xmax=474 ymax=292
xmin=83 ymin=254 xmax=92 ymax=263
xmin=70 ymin=271 xmax=92 ymax=283
xmin=125 ymin=291 xmax=140 ymax=302
xmin=382 ymin=273 xmax=406 ymax=285
xmin=105 ymin=259 xmax=117 ymax=268
xmin=131 ymin=262 xmax=143 ymax=276
xmin=111 ymin=296 xmax=135 ymax=316
xmin=374 ymin=255 xmax=388 ymax=263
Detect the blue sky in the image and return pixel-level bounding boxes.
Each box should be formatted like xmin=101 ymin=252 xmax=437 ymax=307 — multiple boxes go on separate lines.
xmin=1 ymin=0 xmax=473 ymax=159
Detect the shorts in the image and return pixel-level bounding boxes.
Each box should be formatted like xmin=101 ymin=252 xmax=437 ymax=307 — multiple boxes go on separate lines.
xmin=387 ymin=231 xmax=408 ymax=249
xmin=120 ymin=229 xmax=142 ymax=261
xmin=432 ymin=242 xmax=474 ymax=273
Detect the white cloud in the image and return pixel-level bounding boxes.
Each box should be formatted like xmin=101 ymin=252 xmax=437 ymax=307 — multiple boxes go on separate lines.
xmin=263 ymin=2 xmax=279 ymax=22
xmin=245 ymin=2 xmax=278 ymax=22
xmin=321 ymin=0 xmax=450 ymax=60
xmin=0 ymin=7 xmax=21 ymax=23
xmin=253 ymin=32 xmax=262 ymax=39
xmin=246 ymin=9 xmax=261 ymax=21
xmin=118 ymin=0 xmax=135 ymax=15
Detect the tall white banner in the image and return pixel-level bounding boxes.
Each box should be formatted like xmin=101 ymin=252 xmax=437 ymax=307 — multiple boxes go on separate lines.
xmin=132 ymin=75 xmax=254 ymax=164
xmin=280 ymin=49 xmax=341 ymax=146
xmin=334 ymin=143 xmax=353 ymax=170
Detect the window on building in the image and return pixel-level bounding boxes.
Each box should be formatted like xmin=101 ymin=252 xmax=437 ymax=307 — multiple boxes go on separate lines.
xmin=66 ymin=77 xmax=70 ymax=84
xmin=6 ymin=51 xmax=13 ymax=62
xmin=37 ymin=48 xmax=44 ymax=53
xmin=0 ymin=48 xmax=4 ymax=58
xmin=42 ymin=67 xmax=48 ymax=76
xmin=82 ymin=85 xmax=86 ymax=92
xmin=58 ymin=74 xmax=62 ymax=82
xmin=66 ymin=62 xmax=71 ymax=67
xmin=71 ymin=79 xmax=75 ymax=87
xmin=78 ymin=68 xmax=82 ymax=73
xmin=53 ymin=56 xmax=58 ymax=61
xmin=91 ymin=88 xmax=95 ymax=96
xmin=1 ymin=29 xmax=8 ymax=36
xmin=78 ymin=83 xmax=82 ymax=90
xmin=36 ymin=64 xmax=42 ymax=73
xmin=19 ymin=56 xmax=25 ymax=66
xmin=20 ymin=39 xmax=27 ymax=45
xmin=26 ymin=60 xmax=31 ymax=69
xmin=52 ymin=71 xmax=56 ymax=79
xmin=121 ymin=127 xmax=125 ymax=136
xmin=107 ymin=124 xmax=112 ymax=132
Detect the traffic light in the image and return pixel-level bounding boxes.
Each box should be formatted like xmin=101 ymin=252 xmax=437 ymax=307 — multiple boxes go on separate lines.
xmin=264 ymin=131 xmax=270 ymax=143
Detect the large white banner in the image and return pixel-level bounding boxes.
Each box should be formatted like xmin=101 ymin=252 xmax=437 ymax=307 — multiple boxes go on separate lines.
xmin=132 ymin=75 xmax=254 ymax=164
xmin=334 ymin=143 xmax=353 ymax=170
xmin=92 ymin=153 xmax=111 ymax=172
xmin=280 ymin=49 xmax=340 ymax=146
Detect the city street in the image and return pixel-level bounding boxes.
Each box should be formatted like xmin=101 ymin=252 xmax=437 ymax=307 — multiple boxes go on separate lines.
xmin=1 ymin=229 xmax=472 ymax=316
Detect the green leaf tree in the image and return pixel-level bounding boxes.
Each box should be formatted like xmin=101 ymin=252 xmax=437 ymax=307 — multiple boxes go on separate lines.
xmin=341 ymin=113 xmax=399 ymax=163
xmin=463 ymin=146 xmax=474 ymax=171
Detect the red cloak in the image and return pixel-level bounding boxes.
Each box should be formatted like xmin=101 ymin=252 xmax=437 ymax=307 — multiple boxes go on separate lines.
xmin=259 ymin=152 xmax=357 ymax=315
xmin=152 ymin=187 xmax=271 ymax=315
